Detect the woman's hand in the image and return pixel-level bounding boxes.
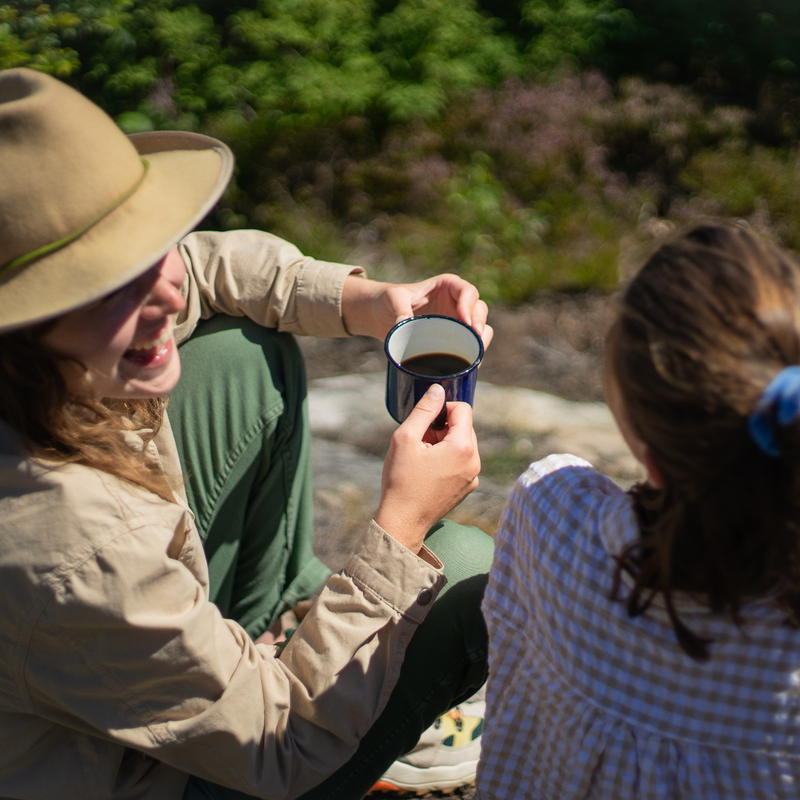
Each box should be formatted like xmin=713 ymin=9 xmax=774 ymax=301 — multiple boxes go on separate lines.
xmin=375 ymin=385 xmax=480 ymax=555
xmin=342 ymin=274 xmax=494 ymax=350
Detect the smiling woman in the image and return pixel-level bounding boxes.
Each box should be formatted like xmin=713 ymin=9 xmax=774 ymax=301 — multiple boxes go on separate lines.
xmin=41 ymin=249 xmax=187 ymax=399
xmin=0 ymin=68 xmax=494 ymax=800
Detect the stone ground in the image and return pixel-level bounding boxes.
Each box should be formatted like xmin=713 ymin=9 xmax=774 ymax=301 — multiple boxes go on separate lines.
xmin=298 ymin=294 xmax=645 ymax=798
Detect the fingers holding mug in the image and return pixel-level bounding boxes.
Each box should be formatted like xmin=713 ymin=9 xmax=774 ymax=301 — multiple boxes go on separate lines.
xmin=376 ymin=387 xmax=480 ymax=554
xmin=384 ymin=314 xmax=484 ymax=431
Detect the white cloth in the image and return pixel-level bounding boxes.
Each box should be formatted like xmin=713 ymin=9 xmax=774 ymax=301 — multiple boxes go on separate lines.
xmin=479 ymin=454 xmax=800 ymax=799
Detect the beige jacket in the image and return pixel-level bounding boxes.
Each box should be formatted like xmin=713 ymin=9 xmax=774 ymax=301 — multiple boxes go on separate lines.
xmin=0 ymin=231 xmax=446 ymax=800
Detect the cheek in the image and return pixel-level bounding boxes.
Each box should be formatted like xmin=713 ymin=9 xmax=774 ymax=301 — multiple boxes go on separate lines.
xmin=62 ymin=313 xmax=138 ymax=375
xmin=107 ymin=318 xmax=139 ymax=357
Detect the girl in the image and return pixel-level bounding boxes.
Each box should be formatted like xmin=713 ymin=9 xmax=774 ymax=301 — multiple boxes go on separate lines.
xmin=479 ymin=224 xmax=800 ymax=799
xmin=0 ymin=69 xmax=493 ymax=799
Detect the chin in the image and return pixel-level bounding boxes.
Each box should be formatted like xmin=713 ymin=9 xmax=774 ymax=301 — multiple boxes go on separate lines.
xmin=128 ymin=368 xmax=182 ymax=398
xmin=117 ymin=349 xmax=182 ymax=398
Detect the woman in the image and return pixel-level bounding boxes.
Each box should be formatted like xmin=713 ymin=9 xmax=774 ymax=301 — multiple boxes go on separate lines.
xmin=479 ymin=226 xmax=800 ymax=799
xmin=0 ymin=69 xmax=494 ymax=799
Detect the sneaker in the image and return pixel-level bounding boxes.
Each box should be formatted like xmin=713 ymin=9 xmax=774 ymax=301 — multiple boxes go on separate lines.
xmin=371 ymin=691 xmax=485 ymax=794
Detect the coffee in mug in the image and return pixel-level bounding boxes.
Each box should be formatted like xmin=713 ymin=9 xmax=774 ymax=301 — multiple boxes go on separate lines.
xmin=384 ymin=315 xmax=484 ymax=429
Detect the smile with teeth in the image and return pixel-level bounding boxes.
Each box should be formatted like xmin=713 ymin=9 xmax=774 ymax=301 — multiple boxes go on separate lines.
xmin=123 ymin=324 xmax=173 ymax=366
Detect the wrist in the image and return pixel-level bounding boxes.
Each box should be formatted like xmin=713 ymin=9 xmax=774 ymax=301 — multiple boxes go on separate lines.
xmin=342 ymin=275 xmax=387 ymax=338
xmin=374 ymin=504 xmax=429 ymax=555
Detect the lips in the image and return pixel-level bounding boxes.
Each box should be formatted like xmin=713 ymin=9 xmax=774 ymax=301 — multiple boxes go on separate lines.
xmin=123 ymin=324 xmax=173 ymax=367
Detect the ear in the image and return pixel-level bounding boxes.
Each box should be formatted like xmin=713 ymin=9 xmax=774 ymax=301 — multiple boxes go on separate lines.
xmin=642 ymin=446 xmax=664 ymax=489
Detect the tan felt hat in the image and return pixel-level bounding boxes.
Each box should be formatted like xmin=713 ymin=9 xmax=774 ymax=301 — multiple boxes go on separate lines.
xmin=0 ymin=68 xmax=234 ymax=333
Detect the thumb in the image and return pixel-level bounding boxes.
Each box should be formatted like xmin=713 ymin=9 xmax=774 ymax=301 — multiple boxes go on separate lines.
xmin=400 ymin=384 xmax=445 ymax=437
xmin=384 ymin=286 xmax=414 ymax=326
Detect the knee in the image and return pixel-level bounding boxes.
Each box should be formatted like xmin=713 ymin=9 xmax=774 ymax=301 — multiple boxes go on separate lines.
xmin=424 ymin=520 xmax=494 ymax=588
xmin=183 ymin=315 xmax=306 ymax=401
xmin=191 ymin=314 xmax=303 ymax=371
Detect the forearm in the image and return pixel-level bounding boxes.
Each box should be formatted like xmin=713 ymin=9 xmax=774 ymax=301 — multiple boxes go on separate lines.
xmin=158 ymin=522 xmax=446 ymax=798
xmin=341 ymin=273 xmax=392 ymax=338
xmin=174 ymin=230 xmax=364 ymax=343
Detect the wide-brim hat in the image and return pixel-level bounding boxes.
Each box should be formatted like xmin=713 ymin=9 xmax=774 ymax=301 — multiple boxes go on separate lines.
xmin=0 ymin=68 xmax=234 ymax=333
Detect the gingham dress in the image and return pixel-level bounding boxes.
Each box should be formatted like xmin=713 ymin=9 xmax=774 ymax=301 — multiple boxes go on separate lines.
xmin=478 ymin=454 xmax=800 ymax=800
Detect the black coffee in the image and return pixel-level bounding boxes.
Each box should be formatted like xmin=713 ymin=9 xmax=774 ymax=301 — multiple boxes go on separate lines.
xmin=401 ymin=352 xmax=471 ymax=377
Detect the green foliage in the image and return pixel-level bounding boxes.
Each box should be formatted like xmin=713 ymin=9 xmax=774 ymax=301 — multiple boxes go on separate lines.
xmin=374 ymin=0 xmax=519 ymax=120
xmin=2 ymin=3 xmax=77 ymax=75
xmin=247 ymin=72 xmax=798 ymax=301
xmin=391 ymin=154 xmax=556 ymax=301
xmin=477 ymin=0 xmax=800 ymax=140
xmin=44 ymin=0 xmax=520 ymax=131
xmin=604 ymin=0 xmax=800 ymax=84
xmin=599 ymin=0 xmax=800 ymax=134
xmin=680 ymin=144 xmax=800 ymax=251
xmin=9 ymin=0 xmax=800 ymax=302
xmin=232 ymin=0 xmax=519 ymax=123
xmin=383 ymin=150 xmax=621 ymax=302
xmin=521 ymin=0 xmax=622 ymax=73
xmin=0 ymin=0 xmax=129 ymax=75
xmin=228 ymin=0 xmax=386 ymax=121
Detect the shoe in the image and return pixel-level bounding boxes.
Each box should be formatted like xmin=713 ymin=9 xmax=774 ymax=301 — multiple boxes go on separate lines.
xmin=370 ymin=691 xmax=484 ymax=794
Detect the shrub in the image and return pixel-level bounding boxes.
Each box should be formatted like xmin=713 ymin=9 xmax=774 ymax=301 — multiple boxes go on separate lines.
xmin=0 ymin=0 xmax=127 ymax=76
xmin=7 ymin=1 xmax=800 ymax=301
xmin=679 ymin=144 xmax=800 ymax=250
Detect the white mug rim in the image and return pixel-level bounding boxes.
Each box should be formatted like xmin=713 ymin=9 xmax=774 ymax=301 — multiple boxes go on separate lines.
xmin=384 ymin=314 xmax=484 ymax=379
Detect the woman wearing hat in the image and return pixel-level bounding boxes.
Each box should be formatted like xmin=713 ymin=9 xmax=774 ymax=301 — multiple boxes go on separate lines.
xmin=0 ymin=69 xmax=493 ymax=799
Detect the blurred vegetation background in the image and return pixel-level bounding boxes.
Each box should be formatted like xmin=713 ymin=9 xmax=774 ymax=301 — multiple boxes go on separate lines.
xmin=4 ymin=0 xmax=800 ymax=302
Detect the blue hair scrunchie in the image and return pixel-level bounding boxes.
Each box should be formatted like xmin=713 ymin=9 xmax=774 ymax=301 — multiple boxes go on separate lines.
xmin=748 ymin=366 xmax=800 ymax=457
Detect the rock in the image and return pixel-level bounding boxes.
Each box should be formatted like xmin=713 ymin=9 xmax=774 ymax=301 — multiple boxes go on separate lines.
xmin=473 ymin=383 xmax=641 ymax=480
xmin=308 ymin=373 xmax=644 ymax=571
xmin=308 ymin=373 xmax=394 ymax=440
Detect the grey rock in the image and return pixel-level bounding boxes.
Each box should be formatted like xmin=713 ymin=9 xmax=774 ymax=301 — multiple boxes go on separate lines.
xmin=308 ymin=373 xmax=644 ymax=570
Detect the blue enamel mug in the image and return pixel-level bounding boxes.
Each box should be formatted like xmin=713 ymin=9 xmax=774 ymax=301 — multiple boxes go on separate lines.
xmin=384 ymin=314 xmax=484 ymax=429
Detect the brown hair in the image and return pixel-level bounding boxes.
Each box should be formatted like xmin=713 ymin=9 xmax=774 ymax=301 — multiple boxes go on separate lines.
xmin=610 ymin=224 xmax=800 ymax=660
xmin=0 ymin=323 xmax=176 ymax=503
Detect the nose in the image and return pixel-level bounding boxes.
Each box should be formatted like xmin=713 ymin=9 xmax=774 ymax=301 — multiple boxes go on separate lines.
xmin=140 ymin=248 xmax=186 ymax=320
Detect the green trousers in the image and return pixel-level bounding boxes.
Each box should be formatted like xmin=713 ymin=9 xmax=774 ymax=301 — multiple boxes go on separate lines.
xmin=171 ymin=315 xmax=492 ymax=800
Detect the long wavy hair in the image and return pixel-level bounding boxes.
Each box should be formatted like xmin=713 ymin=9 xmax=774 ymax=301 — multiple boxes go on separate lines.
xmin=0 ymin=321 xmax=176 ymax=503
xmin=610 ymin=224 xmax=800 ymax=661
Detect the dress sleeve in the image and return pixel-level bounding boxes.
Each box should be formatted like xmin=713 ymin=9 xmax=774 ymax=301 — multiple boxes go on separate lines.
xmin=173 ymin=229 xmax=367 ymax=344
xmin=22 ymin=517 xmax=445 ymax=800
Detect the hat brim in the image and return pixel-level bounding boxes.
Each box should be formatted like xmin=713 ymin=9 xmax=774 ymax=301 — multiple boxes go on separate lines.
xmin=0 ymin=131 xmax=233 ymax=333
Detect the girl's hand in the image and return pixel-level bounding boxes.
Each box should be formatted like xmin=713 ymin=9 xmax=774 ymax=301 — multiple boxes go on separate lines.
xmin=342 ymin=274 xmax=494 ymax=351
xmin=375 ymin=385 xmax=480 ymax=555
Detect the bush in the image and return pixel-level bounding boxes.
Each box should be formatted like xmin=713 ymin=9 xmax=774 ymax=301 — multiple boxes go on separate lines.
xmin=244 ymin=71 xmax=792 ymax=302
xmin=0 ymin=0 xmax=127 ymax=76
xmin=601 ymin=0 xmax=800 ymax=108
xmin=679 ymin=144 xmax=800 ymax=251
xmin=7 ymin=1 xmax=800 ymax=302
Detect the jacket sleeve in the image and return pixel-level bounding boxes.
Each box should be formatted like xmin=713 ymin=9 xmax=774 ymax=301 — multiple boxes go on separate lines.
xmin=22 ymin=516 xmax=445 ymax=800
xmin=173 ymin=230 xmax=366 ymax=343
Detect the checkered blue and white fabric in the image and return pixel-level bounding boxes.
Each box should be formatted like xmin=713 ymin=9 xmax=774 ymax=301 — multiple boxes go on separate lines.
xmin=478 ymin=454 xmax=800 ymax=800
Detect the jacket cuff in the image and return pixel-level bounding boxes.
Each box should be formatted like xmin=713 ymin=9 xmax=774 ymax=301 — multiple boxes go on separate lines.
xmin=343 ymin=520 xmax=447 ymax=625
xmin=295 ymin=260 xmax=366 ymax=338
